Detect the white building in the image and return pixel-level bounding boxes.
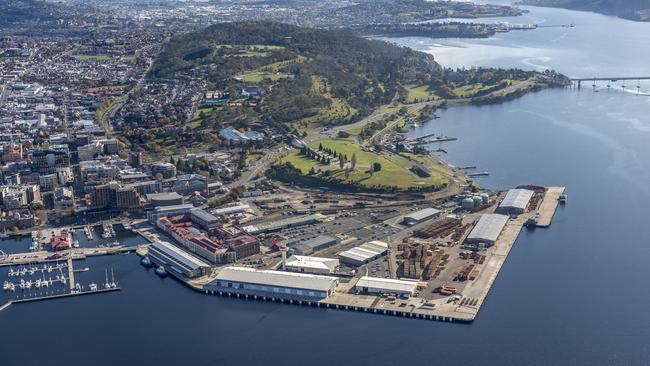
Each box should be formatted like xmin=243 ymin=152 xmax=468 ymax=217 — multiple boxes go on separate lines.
xmin=209 ymin=267 xmax=339 ymax=299
xmin=355 ymin=276 xmax=418 ymax=296
xmin=464 ymin=213 xmax=509 ymax=248
xmin=338 ymin=240 xmax=388 ymax=266
xmin=496 ymin=189 xmax=534 ymax=215
xmin=403 ymin=207 xmax=441 ymax=226
xmin=285 ymin=255 xmax=339 ymax=275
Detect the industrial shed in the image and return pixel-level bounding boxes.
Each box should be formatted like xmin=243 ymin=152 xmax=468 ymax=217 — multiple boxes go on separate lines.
xmin=355 ymin=276 xmax=418 ymax=296
xmin=289 ymin=235 xmax=340 ymax=256
xmin=464 ymin=213 xmax=509 ymax=248
xmin=210 ymin=267 xmax=339 ymax=299
xmin=496 ymin=189 xmax=534 ymax=215
xmin=213 ymin=204 xmax=251 ymax=216
xmin=338 ymin=240 xmax=389 ymax=266
xmin=403 ymin=207 xmax=441 ymax=226
xmin=148 ymin=241 xmax=211 ymax=278
xmin=242 ymin=214 xmax=326 ymax=234
xmin=285 ymin=255 xmax=339 ymax=275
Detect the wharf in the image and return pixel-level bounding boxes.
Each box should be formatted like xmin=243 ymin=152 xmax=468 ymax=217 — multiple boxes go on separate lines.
xmin=0 ymin=246 xmax=137 ymax=267
xmin=0 ymin=288 xmax=120 ymax=313
xmin=190 ymin=187 xmax=562 ymax=323
xmin=536 ymin=187 xmax=565 ymax=227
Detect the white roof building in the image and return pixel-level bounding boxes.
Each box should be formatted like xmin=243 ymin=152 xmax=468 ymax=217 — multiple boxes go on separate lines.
xmin=212 ymin=267 xmax=339 ymax=298
xmin=338 ymin=240 xmax=388 ymax=266
xmin=497 ymin=189 xmax=534 ymax=215
xmin=465 ymin=213 xmax=509 ymax=246
xmin=285 ymin=255 xmax=339 ymax=274
xmin=355 ymin=276 xmax=418 ymax=296
xmin=403 ymin=207 xmax=441 ymax=225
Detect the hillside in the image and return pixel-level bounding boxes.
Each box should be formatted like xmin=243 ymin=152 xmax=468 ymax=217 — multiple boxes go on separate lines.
xmin=150 ymin=21 xmax=443 ymax=130
xmin=522 ymin=0 xmax=650 ymax=21
xmin=0 ymin=0 xmax=64 ymax=26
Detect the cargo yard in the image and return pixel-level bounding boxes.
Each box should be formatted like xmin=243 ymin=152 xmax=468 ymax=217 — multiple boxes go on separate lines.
xmin=171 ymin=185 xmax=567 ymax=323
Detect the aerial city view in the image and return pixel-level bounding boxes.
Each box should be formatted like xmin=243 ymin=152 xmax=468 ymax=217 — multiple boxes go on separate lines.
xmin=1 ymin=0 xmax=649 ymax=364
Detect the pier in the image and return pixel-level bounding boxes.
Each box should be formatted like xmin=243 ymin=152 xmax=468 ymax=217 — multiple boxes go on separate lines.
xmin=536 ymin=186 xmax=565 ymax=227
xmin=0 ymin=246 xmax=138 ymax=267
xmin=0 ymin=288 xmax=120 ymax=314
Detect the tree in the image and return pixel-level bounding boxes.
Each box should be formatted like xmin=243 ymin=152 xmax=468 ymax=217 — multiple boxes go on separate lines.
xmin=372 ymin=162 xmax=382 ymax=172
xmin=318 ymin=143 xmax=323 ymax=151
xmin=338 ymin=154 xmax=345 ymax=169
xmin=351 ymin=153 xmax=357 ymax=171
xmin=308 ymin=167 xmax=316 ymax=175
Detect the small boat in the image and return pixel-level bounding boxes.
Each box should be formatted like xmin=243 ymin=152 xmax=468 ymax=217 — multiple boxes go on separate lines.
xmin=559 ymin=193 xmax=567 ymax=204
xmin=89 ymin=283 xmax=98 ymax=291
xmin=140 ymin=257 xmax=153 ymax=268
xmin=155 ymin=266 xmax=168 ymax=277
xmin=72 ymin=240 xmax=80 ymax=248
xmin=2 ymin=281 xmax=9 ymax=291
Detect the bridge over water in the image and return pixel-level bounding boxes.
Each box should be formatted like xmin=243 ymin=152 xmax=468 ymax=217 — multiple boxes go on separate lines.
xmin=571 ymin=76 xmax=650 ymax=90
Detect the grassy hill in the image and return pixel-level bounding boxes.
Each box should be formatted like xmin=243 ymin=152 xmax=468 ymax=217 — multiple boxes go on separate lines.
xmin=150 ymin=21 xmax=443 ymax=131
xmin=522 ymin=0 xmax=650 ymax=21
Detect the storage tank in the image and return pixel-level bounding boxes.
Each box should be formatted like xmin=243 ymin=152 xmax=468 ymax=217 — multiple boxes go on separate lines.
xmin=472 ymin=196 xmax=483 ymax=207
xmin=461 ymin=197 xmax=475 ymax=210
xmin=479 ymin=193 xmax=490 ymax=205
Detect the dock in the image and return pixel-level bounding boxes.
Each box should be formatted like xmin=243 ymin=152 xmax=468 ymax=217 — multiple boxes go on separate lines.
xmin=0 ymin=288 xmax=121 ymax=313
xmin=184 ymin=187 xmax=563 ymax=323
xmin=536 ymin=187 xmax=565 ymax=227
xmin=0 ymin=246 xmax=138 ymax=267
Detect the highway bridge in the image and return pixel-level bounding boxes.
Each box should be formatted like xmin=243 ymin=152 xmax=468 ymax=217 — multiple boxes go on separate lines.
xmin=571 ymin=76 xmax=650 ymax=89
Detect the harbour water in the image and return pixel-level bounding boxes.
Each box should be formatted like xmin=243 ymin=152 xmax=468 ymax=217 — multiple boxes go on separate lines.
xmin=2 ymin=4 xmax=650 ymax=366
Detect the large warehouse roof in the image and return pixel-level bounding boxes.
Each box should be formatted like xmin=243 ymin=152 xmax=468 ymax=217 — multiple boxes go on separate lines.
xmin=213 ymin=204 xmax=251 ymax=216
xmin=215 ymin=267 xmax=338 ymax=292
xmin=404 ymin=207 xmax=441 ymax=222
xmin=466 ymin=214 xmax=509 ymax=243
xmin=356 ymin=276 xmax=418 ymax=294
xmin=338 ymin=240 xmax=388 ymax=263
xmin=149 ymin=241 xmax=211 ymax=272
xmin=499 ymin=189 xmax=534 ymax=210
xmin=242 ymin=214 xmax=326 ymax=234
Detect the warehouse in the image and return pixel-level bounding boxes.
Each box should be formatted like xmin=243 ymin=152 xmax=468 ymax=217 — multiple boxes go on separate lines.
xmin=209 ymin=267 xmax=338 ymax=299
xmin=402 ymin=207 xmax=441 ymax=226
xmin=148 ymin=204 xmax=194 ymax=222
xmin=464 ymin=213 xmax=509 ymax=248
xmin=242 ymin=214 xmax=326 ymax=234
xmin=289 ymin=235 xmax=340 ymax=255
xmin=213 ymin=204 xmax=251 ymax=216
xmin=147 ymin=240 xmax=211 ymax=278
xmin=285 ymin=255 xmax=339 ymax=275
xmin=496 ymin=189 xmax=534 ymax=215
xmin=190 ymin=208 xmax=219 ymax=230
xmin=355 ymin=276 xmax=418 ymax=296
xmin=338 ymin=240 xmax=389 ymax=266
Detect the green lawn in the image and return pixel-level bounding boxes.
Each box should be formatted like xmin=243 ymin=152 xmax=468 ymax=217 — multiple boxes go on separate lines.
xmin=73 ymin=54 xmax=112 ymax=61
xmin=193 ymin=107 xmax=215 ymax=120
xmin=237 ymin=71 xmax=288 ymax=83
xmin=279 ymin=138 xmax=448 ymax=189
xmin=405 ymin=84 xmax=438 ymax=103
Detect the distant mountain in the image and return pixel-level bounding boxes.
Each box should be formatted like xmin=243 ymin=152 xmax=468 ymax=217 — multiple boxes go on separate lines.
xmin=522 ymin=0 xmax=650 ymax=21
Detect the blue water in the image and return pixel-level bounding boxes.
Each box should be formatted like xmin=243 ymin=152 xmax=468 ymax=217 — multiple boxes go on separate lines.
xmin=3 ymin=4 xmax=650 ymax=366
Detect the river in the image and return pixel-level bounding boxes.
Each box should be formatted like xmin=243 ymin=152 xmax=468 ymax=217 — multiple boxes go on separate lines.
xmin=2 ymin=4 xmax=650 ymax=366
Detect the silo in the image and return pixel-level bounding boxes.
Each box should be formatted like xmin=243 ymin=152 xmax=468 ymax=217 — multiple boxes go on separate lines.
xmin=461 ymin=197 xmax=475 ymax=210
xmin=472 ymin=196 xmax=483 ymax=207
xmin=479 ymin=193 xmax=490 ymax=205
